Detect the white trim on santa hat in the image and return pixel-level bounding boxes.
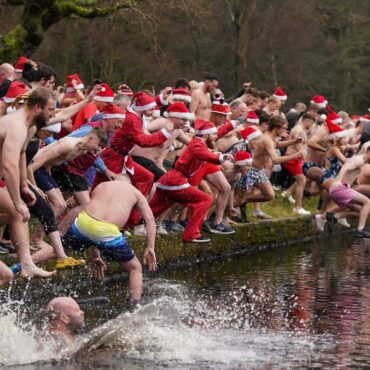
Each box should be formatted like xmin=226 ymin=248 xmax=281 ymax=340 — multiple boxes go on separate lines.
xmin=66 ymin=84 xmax=84 ymax=93
xmin=132 ymin=101 xmax=157 ymax=111
xmin=197 ymin=127 xmax=218 ymax=135
xmin=246 ymin=130 xmax=261 ymax=141
xmin=329 ymin=131 xmax=347 ymax=140
xmin=102 ymin=113 xmax=125 ymax=119
xmin=3 ymin=97 xmax=15 ymax=103
xmin=163 ymin=111 xmax=194 ymax=120
xmin=235 ymin=158 xmax=252 ymax=166
xmin=273 ymin=94 xmax=287 ymax=101
xmin=94 ymin=95 xmax=114 ymax=103
xmin=172 ymin=94 xmax=191 ymax=103
xmin=310 ymin=99 xmax=327 ymax=108
xmin=246 ymin=117 xmax=259 ymax=124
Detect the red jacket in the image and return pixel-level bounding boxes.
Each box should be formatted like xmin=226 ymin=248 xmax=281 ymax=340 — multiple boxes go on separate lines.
xmin=175 ymin=137 xmax=223 ymax=178
xmin=110 ymin=108 xmax=170 ymax=155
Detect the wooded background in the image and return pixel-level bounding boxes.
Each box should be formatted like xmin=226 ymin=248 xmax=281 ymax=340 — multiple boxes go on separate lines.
xmin=1 ymin=0 xmax=370 ymax=112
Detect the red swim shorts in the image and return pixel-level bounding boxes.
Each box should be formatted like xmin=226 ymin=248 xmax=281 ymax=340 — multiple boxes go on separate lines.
xmin=189 ymin=163 xmax=220 ymax=186
xmin=283 ymin=159 xmax=303 ymax=176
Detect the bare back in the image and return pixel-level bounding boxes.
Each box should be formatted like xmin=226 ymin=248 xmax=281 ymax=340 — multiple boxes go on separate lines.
xmin=336 ymin=155 xmax=365 ymax=185
xmin=85 ymin=181 xmax=141 ymax=227
xmin=31 ymin=137 xmax=88 ymax=170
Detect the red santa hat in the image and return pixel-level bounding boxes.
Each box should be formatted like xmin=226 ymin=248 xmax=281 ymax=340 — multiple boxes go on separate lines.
xmin=100 ymin=104 xmax=125 ymax=120
xmin=14 ymin=56 xmax=28 ymax=73
xmin=326 ymin=118 xmax=347 ymax=139
xmin=94 ymin=83 xmax=114 ymax=103
xmin=246 ymin=111 xmax=259 ymax=124
xmin=240 ymin=126 xmax=262 ymax=142
xmin=273 ymin=86 xmax=287 ymax=101
xmin=210 ymin=101 xmax=229 ymax=115
xmin=119 ymin=84 xmax=133 ymax=97
xmin=131 ymin=91 xmax=156 ymax=111
xmin=172 ymin=87 xmax=191 ymax=103
xmin=163 ymin=102 xmax=194 ymax=120
xmin=4 ymin=81 xmax=27 ymax=103
xmin=326 ymin=105 xmax=342 ymax=124
xmin=195 ymin=119 xmax=218 ymax=135
xmin=360 ymin=114 xmax=370 ymax=123
xmin=310 ymin=95 xmax=327 ymax=109
xmin=66 ymin=73 xmax=84 ymax=92
xmin=234 ymin=150 xmax=252 ymax=166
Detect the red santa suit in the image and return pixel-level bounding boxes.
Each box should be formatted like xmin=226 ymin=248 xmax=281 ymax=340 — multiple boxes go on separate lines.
xmin=93 ymin=93 xmax=171 ymax=197
xmin=149 ymin=121 xmax=225 ymax=242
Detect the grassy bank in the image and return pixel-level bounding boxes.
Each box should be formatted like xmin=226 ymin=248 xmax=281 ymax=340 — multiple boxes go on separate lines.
xmin=248 ymin=191 xmax=319 ymax=220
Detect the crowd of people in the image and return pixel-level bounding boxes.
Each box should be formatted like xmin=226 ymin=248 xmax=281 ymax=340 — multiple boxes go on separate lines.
xmin=0 ymin=56 xmax=370 ymax=309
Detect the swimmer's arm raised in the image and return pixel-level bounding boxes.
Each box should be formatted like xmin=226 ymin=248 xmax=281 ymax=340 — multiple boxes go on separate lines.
xmin=47 ymin=85 xmax=100 ymax=125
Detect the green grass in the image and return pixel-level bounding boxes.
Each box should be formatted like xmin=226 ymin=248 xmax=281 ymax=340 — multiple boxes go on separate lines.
xmin=247 ymin=191 xmax=320 ymax=220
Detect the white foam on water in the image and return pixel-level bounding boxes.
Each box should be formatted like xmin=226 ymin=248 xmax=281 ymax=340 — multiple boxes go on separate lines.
xmin=79 ymin=282 xmax=325 ymax=368
xmin=0 ymin=293 xmax=78 ymax=367
xmin=0 ymin=280 xmax=332 ymax=368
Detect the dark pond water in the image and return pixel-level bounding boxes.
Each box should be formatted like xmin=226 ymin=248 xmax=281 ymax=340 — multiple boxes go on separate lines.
xmin=2 ymin=234 xmax=370 ymax=369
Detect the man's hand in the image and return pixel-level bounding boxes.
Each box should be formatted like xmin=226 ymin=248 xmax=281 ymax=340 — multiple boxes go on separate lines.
xmin=105 ymin=169 xmax=119 ymax=181
xmin=21 ymin=186 xmax=36 ymax=206
xmin=86 ymin=84 xmax=103 ymax=102
xmin=91 ymin=256 xmax=107 ymax=279
xmin=223 ymin=153 xmax=234 ymax=162
xmin=294 ymin=137 xmax=303 ymax=144
xmin=32 ymin=186 xmax=47 ymax=200
xmin=280 ymin=131 xmax=289 ymax=140
xmin=14 ymin=200 xmax=30 ymax=222
xmin=162 ymin=87 xmax=172 ymax=99
xmin=143 ymin=247 xmax=157 ymax=272
xmin=230 ymin=207 xmax=239 ymax=217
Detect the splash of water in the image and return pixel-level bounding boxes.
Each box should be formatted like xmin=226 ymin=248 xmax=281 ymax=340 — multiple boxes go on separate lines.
xmin=77 ymin=281 xmax=323 ymax=368
xmin=0 ymin=279 xmax=331 ymax=368
xmin=0 ymin=285 xmax=76 ymax=367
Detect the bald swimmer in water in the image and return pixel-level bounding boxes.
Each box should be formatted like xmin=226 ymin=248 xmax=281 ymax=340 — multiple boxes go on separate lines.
xmin=47 ymin=297 xmax=85 ymax=347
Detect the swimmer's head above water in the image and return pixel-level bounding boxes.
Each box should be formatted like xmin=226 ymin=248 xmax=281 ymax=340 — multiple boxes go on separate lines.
xmin=47 ymin=297 xmax=85 ymax=343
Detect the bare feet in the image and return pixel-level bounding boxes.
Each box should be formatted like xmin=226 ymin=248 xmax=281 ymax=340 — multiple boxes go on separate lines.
xmin=21 ymin=263 xmax=56 ymax=279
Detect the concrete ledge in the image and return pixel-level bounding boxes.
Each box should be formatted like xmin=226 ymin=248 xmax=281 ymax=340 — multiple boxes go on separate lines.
xmin=0 ymin=216 xmax=337 ymax=286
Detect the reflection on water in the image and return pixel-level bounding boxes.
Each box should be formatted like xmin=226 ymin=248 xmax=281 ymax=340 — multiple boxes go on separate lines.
xmin=2 ymin=234 xmax=370 ymax=368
